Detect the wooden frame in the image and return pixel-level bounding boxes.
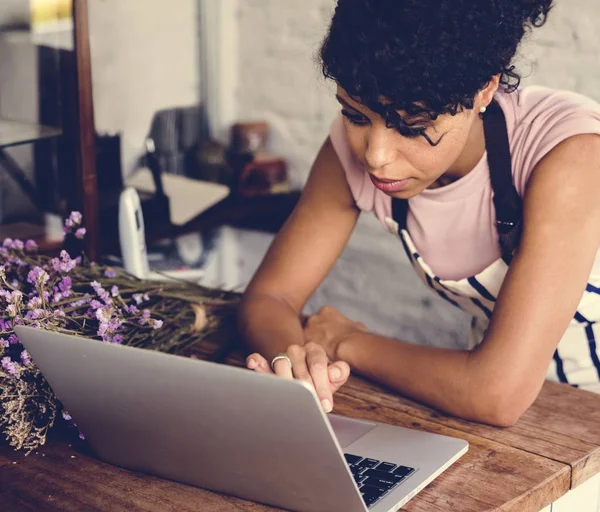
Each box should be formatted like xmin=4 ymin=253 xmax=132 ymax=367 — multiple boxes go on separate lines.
xmin=70 ymin=0 xmax=98 ymax=260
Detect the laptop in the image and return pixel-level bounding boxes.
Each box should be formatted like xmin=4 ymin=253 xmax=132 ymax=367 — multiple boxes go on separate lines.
xmin=15 ymin=326 xmax=468 ymax=512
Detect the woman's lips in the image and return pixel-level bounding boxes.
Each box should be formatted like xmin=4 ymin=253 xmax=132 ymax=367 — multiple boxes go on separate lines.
xmin=369 ymin=174 xmax=410 ymax=192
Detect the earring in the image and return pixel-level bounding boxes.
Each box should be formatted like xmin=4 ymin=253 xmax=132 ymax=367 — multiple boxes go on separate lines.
xmin=479 ymin=106 xmax=487 ymax=114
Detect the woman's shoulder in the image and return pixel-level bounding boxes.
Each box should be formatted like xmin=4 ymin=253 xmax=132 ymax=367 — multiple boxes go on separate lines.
xmin=504 ymin=85 xmax=600 ymax=122
xmin=499 ymin=86 xmax=600 ymax=195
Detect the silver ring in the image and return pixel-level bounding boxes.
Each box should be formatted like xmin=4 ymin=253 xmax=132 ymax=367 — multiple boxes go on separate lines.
xmin=271 ymin=354 xmax=293 ymax=372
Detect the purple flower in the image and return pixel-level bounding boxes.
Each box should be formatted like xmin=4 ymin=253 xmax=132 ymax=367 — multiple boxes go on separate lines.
xmin=95 ymin=307 xmax=110 ymax=323
xmin=58 ymin=277 xmax=72 ymax=296
xmin=1 ymin=356 xmax=20 ymax=377
xmin=142 ymin=309 xmax=151 ymax=319
xmin=25 ymin=309 xmax=45 ymax=321
xmin=132 ymin=294 xmax=143 ymax=305
xmin=27 ymin=267 xmax=50 ymax=287
xmin=108 ymin=318 xmax=122 ymax=331
xmin=0 ymin=338 xmax=8 ymax=349
xmin=62 ymin=410 xmax=72 ymax=421
xmin=111 ymin=286 xmax=119 ymax=297
xmin=78 ymin=432 xmax=86 ymax=440
xmin=89 ymin=300 xmax=103 ymax=310
xmin=27 ymin=296 xmax=43 ymax=309
xmin=152 ymin=319 xmax=163 ymax=330
xmin=98 ymin=322 xmax=109 ymax=337
xmin=143 ymin=294 xmax=150 ymax=301
xmin=6 ymin=304 xmax=17 ymax=317
xmin=112 ymin=334 xmax=124 ymax=344
xmin=20 ymin=350 xmax=31 ymax=365
xmin=25 ymin=240 xmax=38 ymax=252
xmin=104 ymin=268 xmax=117 ymax=278
xmin=8 ymin=335 xmax=18 ymax=345
xmin=91 ymin=281 xmax=111 ymax=303
xmin=8 ymin=290 xmax=23 ymax=304
xmin=64 ymin=211 xmax=82 ymax=230
xmin=124 ymin=304 xmax=139 ymax=315
xmin=2 ymin=238 xmax=13 ymax=249
xmin=75 ymin=227 xmax=86 ymax=239
xmin=52 ymin=251 xmax=77 ymax=274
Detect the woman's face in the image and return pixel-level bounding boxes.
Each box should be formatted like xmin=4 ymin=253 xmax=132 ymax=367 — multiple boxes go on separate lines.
xmin=336 ymin=86 xmax=488 ymax=198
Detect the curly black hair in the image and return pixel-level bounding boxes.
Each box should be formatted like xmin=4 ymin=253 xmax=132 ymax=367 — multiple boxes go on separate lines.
xmin=320 ymin=0 xmax=554 ymax=138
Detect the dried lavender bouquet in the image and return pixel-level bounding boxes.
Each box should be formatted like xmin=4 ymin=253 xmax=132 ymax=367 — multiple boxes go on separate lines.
xmin=0 ymin=213 xmax=240 ymax=454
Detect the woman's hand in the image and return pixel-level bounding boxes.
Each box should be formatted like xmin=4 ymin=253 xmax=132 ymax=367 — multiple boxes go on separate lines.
xmin=246 ymin=343 xmax=350 ymax=413
xmin=245 ymin=306 xmax=366 ymax=413
xmin=303 ymin=306 xmax=368 ymax=361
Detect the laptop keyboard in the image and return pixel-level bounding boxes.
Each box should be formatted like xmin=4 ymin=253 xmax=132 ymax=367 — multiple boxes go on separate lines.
xmin=344 ymin=453 xmax=416 ymax=509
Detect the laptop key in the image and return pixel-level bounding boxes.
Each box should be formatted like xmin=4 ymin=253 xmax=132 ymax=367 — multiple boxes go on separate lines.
xmin=392 ymin=465 xmax=415 ymax=478
xmin=351 ymin=465 xmax=367 ymax=477
xmin=357 ymin=458 xmax=379 ymax=470
xmin=375 ymin=462 xmax=397 ymax=472
xmin=363 ymin=476 xmax=395 ymax=491
xmin=361 ymin=484 xmax=386 ymax=498
xmin=345 ymin=453 xmax=363 ymax=465
xmin=362 ymin=492 xmax=380 ymax=507
xmin=364 ymin=469 xmax=403 ymax=486
xmin=362 ymin=492 xmax=381 ymax=507
xmin=355 ymin=475 xmax=368 ymax=485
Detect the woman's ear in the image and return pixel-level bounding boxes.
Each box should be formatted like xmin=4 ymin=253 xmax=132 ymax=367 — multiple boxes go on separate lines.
xmin=477 ymin=75 xmax=501 ymax=110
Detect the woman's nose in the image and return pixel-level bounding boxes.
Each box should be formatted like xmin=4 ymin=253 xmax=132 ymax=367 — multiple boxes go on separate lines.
xmin=364 ymin=126 xmax=398 ymax=171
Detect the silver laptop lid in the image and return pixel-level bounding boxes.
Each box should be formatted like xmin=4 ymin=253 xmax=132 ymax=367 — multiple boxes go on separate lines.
xmin=15 ymin=326 xmax=368 ymax=511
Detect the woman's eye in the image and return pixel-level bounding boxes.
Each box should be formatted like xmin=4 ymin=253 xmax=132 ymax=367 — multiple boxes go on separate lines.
xmin=341 ymin=110 xmax=369 ymax=126
xmin=398 ymin=128 xmax=425 ymax=139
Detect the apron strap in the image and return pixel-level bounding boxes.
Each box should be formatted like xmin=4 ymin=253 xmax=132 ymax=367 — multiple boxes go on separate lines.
xmin=484 ymin=99 xmax=522 ymax=264
xmin=391 ymin=98 xmax=522 ymax=264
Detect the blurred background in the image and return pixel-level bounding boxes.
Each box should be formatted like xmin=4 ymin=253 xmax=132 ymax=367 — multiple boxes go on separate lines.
xmin=0 ymin=0 xmax=598 ymax=349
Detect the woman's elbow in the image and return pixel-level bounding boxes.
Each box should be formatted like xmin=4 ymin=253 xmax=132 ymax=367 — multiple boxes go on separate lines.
xmin=468 ymin=382 xmax=537 ymax=428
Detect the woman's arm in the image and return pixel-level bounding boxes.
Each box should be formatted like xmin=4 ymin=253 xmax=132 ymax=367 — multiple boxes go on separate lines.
xmin=238 ymin=136 xmax=361 ymax=407
xmin=334 ymin=133 xmax=600 ymax=427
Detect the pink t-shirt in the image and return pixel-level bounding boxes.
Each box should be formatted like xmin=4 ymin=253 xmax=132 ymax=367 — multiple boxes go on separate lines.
xmin=330 ymin=86 xmax=600 ymax=280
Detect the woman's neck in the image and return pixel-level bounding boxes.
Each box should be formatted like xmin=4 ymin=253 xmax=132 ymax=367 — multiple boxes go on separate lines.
xmin=431 ymin=115 xmax=486 ymax=188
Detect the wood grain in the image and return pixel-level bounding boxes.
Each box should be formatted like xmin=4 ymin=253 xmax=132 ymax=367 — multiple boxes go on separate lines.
xmin=0 ymin=427 xmax=282 ymax=512
xmin=339 ymin=376 xmax=600 ymax=489
xmin=334 ymin=393 xmax=569 ymax=512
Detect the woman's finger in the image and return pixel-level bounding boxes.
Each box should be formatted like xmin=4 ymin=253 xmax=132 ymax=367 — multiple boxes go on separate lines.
xmin=287 ymin=345 xmax=316 ymax=390
xmin=328 ymin=360 xmax=351 ymax=393
xmin=305 ymin=343 xmax=334 ymax=413
xmin=246 ymin=353 xmax=272 ymax=374
xmin=272 ymin=347 xmax=297 ymax=380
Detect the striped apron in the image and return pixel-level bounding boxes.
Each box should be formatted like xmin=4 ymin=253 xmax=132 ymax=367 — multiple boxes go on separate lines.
xmin=387 ymin=100 xmax=600 ymax=393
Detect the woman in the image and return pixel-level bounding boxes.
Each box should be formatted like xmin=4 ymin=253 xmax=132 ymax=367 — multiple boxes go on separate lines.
xmin=237 ymin=0 xmax=600 ymax=426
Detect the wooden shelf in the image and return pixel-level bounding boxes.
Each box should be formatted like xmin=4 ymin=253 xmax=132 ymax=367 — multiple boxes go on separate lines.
xmin=162 ymin=190 xmax=301 ymax=239
xmin=0 ymin=119 xmax=62 ymax=149
xmin=0 ymin=26 xmax=74 ymax=51
xmin=98 ymin=190 xmax=302 ymax=255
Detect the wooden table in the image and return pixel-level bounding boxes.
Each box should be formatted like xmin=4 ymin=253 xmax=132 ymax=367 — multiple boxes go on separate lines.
xmin=2 ymin=337 xmax=600 ymax=512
